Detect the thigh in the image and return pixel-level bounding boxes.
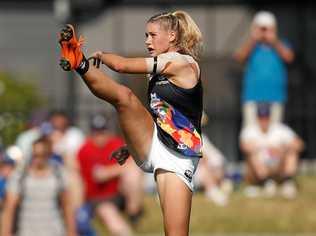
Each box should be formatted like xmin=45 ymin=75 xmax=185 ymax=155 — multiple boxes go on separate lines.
xmin=242 ymin=101 xmax=257 ymax=127
xmin=270 ymin=102 xmax=284 ymax=123
xmin=85 ymin=67 xmax=154 ymax=161
xmin=116 ymin=91 xmax=154 ymax=161
xmin=156 ymin=170 xmax=192 ymax=236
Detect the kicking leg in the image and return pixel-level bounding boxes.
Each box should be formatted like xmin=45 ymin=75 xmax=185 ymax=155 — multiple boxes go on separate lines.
xmin=58 ymin=25 xmax=154 ymax=162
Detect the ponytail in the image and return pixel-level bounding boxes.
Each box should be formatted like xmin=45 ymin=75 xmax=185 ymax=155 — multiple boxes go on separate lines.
xmin=172 ymin=11 xmax=203 ymax=60
xmin=147 ymin=10 xmax=203 ymax=60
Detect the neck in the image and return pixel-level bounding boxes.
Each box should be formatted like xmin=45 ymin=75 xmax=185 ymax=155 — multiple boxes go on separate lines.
xmin=167 ymin=45 xmax=180 ymax=53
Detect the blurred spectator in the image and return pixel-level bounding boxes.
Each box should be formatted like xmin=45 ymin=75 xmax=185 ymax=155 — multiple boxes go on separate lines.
xmin=49 ymin=110 xmax=85 ymax=162
xmin=76 ymin=114 xmax=136 ymax=236
xmin=0 ymin=151 xmax=16 ymax=209
xmin=15 ymin=110 xmax=48 ymax=160
xmin=1 ymin=137 xmax=76 ymax=236
xmin=240 ymin=103 xmax=304 ymax=199
xmin=194 ymin=112 xmax=232 ymax=206
xmin=234 ymin=11 xmax=295 ymax=127
xmin=49 ymin=110 xmax=85 ymax=210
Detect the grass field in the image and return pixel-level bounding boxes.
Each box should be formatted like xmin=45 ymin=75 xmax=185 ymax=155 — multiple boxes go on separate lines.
xmin=95 ymin=175 xmax=316 ymax=235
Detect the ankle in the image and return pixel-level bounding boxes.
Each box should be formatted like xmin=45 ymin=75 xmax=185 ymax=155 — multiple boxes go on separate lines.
xmin=75 ymin=56 xmax=89 ymax=75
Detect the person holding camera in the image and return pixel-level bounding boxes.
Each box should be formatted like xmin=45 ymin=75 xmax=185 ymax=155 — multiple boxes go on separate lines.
xmin=234 ymin=11 xmax=295 ymax=127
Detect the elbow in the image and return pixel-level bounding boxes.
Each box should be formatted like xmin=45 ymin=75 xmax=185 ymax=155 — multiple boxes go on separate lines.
xmin=233 ymin=52 xmax=245 ymax=64
xmin=284 ymin=53 xmax=295 ymax=64
xmin=112 ymin=59 xmax=127 ymax=73
xmin=284 ymin=51 xmax=295 ymax=64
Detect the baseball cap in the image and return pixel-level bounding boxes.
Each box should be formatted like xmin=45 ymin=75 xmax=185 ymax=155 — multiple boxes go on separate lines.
xmin=257 ymin=103 xmax=271 ymax=117
xmin=0 ymin=151 xmax=15 ymax=166
xmin=90 ymin=114 xmax=108 ymax=131
xmin=253 ymin=11 xmax=277 ymax=28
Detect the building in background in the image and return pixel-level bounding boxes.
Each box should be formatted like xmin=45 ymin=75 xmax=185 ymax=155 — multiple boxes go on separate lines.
xmin=0 ymin=1 xmax=315 ymax=162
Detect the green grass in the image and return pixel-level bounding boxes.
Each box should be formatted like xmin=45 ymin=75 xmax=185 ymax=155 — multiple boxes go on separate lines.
xmin=96 ymin=175 xmax=316 ymax=235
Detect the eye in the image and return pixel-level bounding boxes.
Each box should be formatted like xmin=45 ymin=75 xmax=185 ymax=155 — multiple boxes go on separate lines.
xmin=145 ymin=33 xmax=148 ymax=38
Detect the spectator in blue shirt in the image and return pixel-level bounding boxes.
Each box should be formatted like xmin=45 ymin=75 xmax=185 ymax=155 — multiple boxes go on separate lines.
xmin=234 ymin=11 xmax=294 ymax=127
xmin=0 ymin=151 xmax=16 ymax=208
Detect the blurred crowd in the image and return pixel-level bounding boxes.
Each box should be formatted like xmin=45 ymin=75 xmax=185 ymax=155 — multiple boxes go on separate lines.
xmin=0 ymin=10 xmax=306 ymax=236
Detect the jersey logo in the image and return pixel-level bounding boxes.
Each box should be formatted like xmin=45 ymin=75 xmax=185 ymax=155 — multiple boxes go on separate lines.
xmin=156 ymin=81 xmax=169 ymax=86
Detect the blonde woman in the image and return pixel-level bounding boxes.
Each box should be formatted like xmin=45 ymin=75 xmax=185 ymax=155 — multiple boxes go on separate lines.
xmin=59 ymin=11 xmax=203 ymax=236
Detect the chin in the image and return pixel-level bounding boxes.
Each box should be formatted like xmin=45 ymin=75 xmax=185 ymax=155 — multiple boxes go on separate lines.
xmin=149 ymin=52 xmax=157 ymax=57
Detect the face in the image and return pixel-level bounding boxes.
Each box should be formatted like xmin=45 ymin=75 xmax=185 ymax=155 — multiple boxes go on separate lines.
xmin=145 ymin=22 xmax=176 ymax=57
xmin=32 ymin=142 xmax=50 ymax=167
xmin=50 ymin=114 xmax=69 ymax=132
xmin=92 ymin=130 xmax=108 ymax=147
xmin=258 ymin=116 xmax=270 ymax=132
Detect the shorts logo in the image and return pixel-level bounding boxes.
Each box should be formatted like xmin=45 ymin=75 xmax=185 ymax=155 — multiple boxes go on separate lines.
xmin=177 ymin=143 xmax=188 ymax=150
xmin=184 ymin=170 xmax=193 ymax=182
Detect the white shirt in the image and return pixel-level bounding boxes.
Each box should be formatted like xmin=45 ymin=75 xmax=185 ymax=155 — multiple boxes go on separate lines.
xmin=240 ymin=123 xmax=296 ymax=149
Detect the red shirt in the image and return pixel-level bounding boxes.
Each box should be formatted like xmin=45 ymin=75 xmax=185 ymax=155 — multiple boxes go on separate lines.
xmin=77 ymin=136 xmax=125 ymax=201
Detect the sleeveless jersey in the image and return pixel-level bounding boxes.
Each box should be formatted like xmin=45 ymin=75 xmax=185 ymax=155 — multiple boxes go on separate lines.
xmin=147 ymin=72 xmax=203 ymax=157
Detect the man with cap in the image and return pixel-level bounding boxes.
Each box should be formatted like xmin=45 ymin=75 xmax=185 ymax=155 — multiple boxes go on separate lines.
xmin=76 ymin=114 xmax=141 ymax=236
xmin=234 ymin=11 xmax=295 ymax=127
xmin=239 ymin=103 xmax=304 ymax=199
xmin=0 ymin=150 xmax=16 ymax=208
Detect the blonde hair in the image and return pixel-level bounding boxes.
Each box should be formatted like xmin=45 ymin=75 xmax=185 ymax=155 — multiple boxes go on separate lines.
xmin=147 ymin=10 xmax=203 ymax=60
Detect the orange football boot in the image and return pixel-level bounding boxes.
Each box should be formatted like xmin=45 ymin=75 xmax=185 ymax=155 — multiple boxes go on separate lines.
xmin=59 ymin=24 xmax=85 ymax=71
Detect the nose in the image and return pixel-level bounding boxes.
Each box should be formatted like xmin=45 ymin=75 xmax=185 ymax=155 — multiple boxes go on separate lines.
xmin=145 ymin=36 xmax=151 ymax=46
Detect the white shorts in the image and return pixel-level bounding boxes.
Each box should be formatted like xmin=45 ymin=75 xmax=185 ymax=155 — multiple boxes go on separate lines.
xmin=139 ymin=125 xmax=200 ymax=192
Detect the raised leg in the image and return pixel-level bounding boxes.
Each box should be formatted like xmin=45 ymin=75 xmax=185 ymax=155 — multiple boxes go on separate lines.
xmin=58 ymin=24 xmax=154 ymax=162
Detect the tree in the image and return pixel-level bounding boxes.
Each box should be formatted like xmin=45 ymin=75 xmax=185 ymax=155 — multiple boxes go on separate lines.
xmin=0 ymin=72 xmax=44 ymax=146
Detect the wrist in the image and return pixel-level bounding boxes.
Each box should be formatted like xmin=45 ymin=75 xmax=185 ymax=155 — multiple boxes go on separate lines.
xmin=271 ymin=38 xmax=280 ymax=48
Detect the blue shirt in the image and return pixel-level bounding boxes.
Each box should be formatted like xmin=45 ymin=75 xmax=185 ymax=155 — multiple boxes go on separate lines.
xmin=0 ymin=176 xmax=7 ymax=200
xmin=242 ymin=42 xmax=289 ymax=103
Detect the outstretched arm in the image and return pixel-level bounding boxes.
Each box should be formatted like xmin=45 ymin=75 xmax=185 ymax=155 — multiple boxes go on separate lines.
xmin=90 ymin=51 xmax=149 ymax=74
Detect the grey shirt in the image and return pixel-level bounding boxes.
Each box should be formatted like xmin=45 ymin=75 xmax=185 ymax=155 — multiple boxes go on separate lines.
xmin=7 ymin=166 xmax=67 ymax=236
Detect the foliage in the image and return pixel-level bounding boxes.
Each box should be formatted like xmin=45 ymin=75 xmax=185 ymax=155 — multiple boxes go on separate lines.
xmin=0 ymin=72 xmax=44 ymax=146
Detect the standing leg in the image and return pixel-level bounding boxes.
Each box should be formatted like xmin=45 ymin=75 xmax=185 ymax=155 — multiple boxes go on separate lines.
xmin=155 ymin=170 xmax=192 ymax=236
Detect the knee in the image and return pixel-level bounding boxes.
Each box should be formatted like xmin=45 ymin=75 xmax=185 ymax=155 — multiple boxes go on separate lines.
xmin=114 ymin=86 xmax=135 ymax=110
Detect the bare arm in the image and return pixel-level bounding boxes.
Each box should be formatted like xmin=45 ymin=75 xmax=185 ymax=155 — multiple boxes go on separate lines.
xmin=263 ymin=27 xmax=295 ymax=64
xmin=234 ymin=26 xmax=262 ymax=63
xmin=91 ymin=51 xmax=149 ymax=74
xmin=272 ymin=40 xmax=295 ymax=63
xmin=93 ymin=164 xmax=123 ymax=183
xmin=60 ymin=190 xmax=77 ymax=236
xmin=287 ymin=137 xmax=304 ymax=154
xmin=1 ymin=192 xmax=20 ymax=236
xmin=233 ymin=38 xmax=257 ymax=63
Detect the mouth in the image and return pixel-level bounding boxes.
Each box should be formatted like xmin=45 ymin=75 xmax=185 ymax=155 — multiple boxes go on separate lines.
xmin=147 ymin=47 xmax=154 ymax=54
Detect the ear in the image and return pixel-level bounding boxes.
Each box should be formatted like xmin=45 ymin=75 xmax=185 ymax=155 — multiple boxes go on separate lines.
xmin=168 ymin=31 xmax=177 ymax=43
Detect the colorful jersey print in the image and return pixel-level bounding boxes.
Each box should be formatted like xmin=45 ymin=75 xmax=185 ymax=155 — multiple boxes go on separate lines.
xmin=150 ymin=92 xmax=202 ymax=157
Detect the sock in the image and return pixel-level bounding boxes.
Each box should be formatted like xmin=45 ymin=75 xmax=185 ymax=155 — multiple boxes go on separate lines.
xmin=76 ymin=56 xmax=89 ymax=75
